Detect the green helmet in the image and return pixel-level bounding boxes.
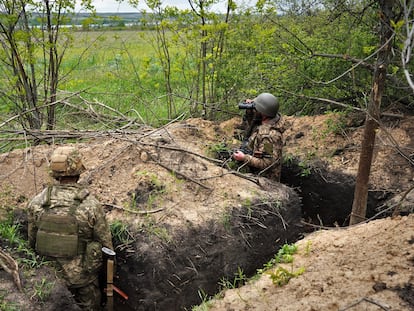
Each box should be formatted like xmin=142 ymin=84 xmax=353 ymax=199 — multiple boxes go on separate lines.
xmin=254 ymin=93 xmax=279 ymax=118
xmin=49 ymin=146 xmax=85 ymax=177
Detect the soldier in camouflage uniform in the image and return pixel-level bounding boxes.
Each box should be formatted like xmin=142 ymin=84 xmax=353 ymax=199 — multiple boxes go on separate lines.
xmin=233 ymin=93 xmax=285 ymax=181
xmin=27 ymin=146 xmax=113 ymax=310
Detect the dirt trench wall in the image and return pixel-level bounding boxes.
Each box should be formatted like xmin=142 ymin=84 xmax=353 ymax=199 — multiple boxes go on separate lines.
xmin=114 ymin=184 xmax=303 ymax=311
xmin=281 ymin=161 xmax=391 ymax=227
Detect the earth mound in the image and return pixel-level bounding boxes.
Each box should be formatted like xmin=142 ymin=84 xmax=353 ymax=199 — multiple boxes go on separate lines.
xmin=0 ymin=113 xmax=413 ymax=310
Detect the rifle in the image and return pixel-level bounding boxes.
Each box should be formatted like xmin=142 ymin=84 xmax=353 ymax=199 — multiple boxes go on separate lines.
xmin=102 ymin=247 xmax=129 ymax=311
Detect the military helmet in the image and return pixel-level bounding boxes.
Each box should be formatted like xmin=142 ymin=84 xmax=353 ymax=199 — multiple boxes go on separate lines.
xmin=49 ymin=146 xmax=85 ymax=177
xmin=254 ymin=93 xmax=279 ymax=118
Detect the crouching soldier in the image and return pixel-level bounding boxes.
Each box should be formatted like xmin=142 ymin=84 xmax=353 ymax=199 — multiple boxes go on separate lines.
xmin=27 ymin=146 xmax=113 ymax=310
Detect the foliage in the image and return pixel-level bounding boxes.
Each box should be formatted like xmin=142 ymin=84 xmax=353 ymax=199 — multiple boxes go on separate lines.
xmin=0 ymin=0 xmax=95 ymax=130
xmin=0 ymin=2 xmax=413 ymax=136
xmin=192 ymin=289 xmax=213 ymax=311
xmin=110 ymin=220 xmax=135 ymax=247
xmin=31 ymin=278 xmax=54 ymax=303
xmin=321 ymin=110 xmax=348 ymax=137
xmin=141 ymin=215 xmax=172 ymax=243
xmin=258 ymin=243 xmax=299 ymax=273
xmin=297 ymin=160 xmax=312 ymax=177
xmin=0 ymin=215 xmax=47 ymax=269
xmin=218 ymin=267 xmax=247 ymax=290
xmin=268 ymin=265 xmax=305 ymax=286
xmin=0 ymin=293 xmax=19 ymax=311
xmin=257 ymin=242 xmax=305 ymax=286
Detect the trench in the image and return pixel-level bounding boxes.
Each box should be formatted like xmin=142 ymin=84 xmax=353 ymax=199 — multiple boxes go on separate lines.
xmin=108 ymin=162 xmax=390 ymax=311
xmin=281 ymin=161 xmax=391 ymax=228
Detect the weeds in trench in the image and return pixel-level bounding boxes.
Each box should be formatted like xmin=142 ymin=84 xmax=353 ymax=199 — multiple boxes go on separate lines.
xmin=257 ymin=243 xmax=298 ymax=273
xmin=257 ymin=243 xmax=305 ymax=286
xmin=268 ymin=265 xmax=305 ymax=286
xmin=31 ymin=278 xmax=54 ymax=302
xmin=208 ymin=142 xmax=230 ymax=157
xmin=0 ymin=291 xmax=19 ymax=311
xmin=191 ymin=289 xmax=213 ymax=311
xmin=283 ymin=153 xmax=312 ymax=177
xmin=243 ymin=198 xmax=253 ymax=218
xmin=141 ymin=215 xmax=171 ymax=243
xmin=220 ymin=210 xmax=232 ymax=231
xmin=298 ymin=160 xmax=312 ymax=177
xmin=218 ymin=267 xmax=247 ymax=290
xmin=0 ymin=214 xmax=49 ymax=269
xmin=0 ymin=221 xmax=21 ymax=246
xmin=110 ymin=220 xmax=135 ymax=248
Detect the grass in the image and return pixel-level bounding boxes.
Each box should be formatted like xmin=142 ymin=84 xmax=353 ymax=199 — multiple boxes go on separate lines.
xmin=0 ymin=213 xmax=55 ymax=309
xmin=58 ymin=30 xmax=190 ymax=127
xmin=141 ymin=215 xmax=172 ymax=243
xmin=257 ymin=243 xmax=299 ymax=273
xmin=0 ymin=216 xmax=49 ymax=270
xmin=262 ymin=243 xmax=305 ymax=286
xmin=31 ymin=278 xmax=55 ymax=303
xmin=218 ymin=267 xmax=246 ymax=290
xmin=110 ymin=220 xmax=135 ymax=247
xmin=0 ymin=292 xmax=19 ymax=311
xmin=191 ymin=243 xmax=305 ymax=309
xmin=191 ymin=289 xmax=213 ymax=311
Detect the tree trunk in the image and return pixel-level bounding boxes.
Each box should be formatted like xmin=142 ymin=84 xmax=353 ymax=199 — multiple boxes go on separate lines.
xmin=349 ymin=0 xmax=395 ymax=225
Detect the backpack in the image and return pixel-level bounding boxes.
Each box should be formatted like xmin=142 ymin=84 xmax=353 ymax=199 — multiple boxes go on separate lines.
xmin=35 ymin=185 xmax=87 ymax=258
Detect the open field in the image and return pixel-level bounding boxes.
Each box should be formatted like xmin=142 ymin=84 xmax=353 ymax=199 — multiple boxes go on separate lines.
xmin=60 ymin=30 xmax=175 ymax=123
xmin=61 ymin=31 xmax=161 ymax=111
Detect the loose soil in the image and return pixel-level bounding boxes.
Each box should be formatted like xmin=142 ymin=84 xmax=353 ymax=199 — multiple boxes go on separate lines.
xmin=0 ymin=112 xmax=413 ymax=311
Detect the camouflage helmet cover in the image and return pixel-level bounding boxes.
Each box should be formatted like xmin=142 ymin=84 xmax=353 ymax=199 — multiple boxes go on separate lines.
xmin=254 ymin=93 xmax=279 ymax=118
xmin=49 ymin=146 xmax=85 ymax=177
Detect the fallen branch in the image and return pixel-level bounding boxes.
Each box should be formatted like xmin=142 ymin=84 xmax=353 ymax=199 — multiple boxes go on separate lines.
xmin=104 ymin=203 xmax=164 ymax=214
xmin=392 ymin=185 xmax=414 ymax=217
xmin=0 ymin=129 xmax=147 ymax=142
xmin=339 ymin=297 xmax=390 ymax=311
xmin=153 ymin=158 xmax=212 ymax=191
xmin=301 ymin=220 xmax=342 ymax=230
xmin=140 ymin=141 xmax=224 ymax=165
xmin=0 ymin=249 xmax=23 ymax=291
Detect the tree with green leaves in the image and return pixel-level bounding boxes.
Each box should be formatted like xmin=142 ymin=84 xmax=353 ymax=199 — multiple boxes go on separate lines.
xmin=0 ymin=0 xmax=93 ymax=130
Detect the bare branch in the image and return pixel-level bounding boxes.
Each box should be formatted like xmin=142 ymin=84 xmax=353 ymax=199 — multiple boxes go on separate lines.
xmin=339 ymin=297 xmax=390 ymax=311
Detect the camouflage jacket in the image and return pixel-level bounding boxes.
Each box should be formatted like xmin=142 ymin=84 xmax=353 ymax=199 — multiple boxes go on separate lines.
xmin=27 ymin=183 xmax=113 ymax=288
xmin=244 ymin=114 xmax=286 ymax=181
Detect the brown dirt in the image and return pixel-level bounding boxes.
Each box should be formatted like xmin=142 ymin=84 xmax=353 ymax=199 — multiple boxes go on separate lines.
xmin=0 ymin=112 xmax=413 ymax=310
xmin=206 ymin=214 xmax=414 ymax=311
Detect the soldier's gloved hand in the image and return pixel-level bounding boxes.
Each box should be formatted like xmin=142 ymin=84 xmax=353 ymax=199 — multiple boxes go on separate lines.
xmin=232 ymin=150 xmax=246 ymax=161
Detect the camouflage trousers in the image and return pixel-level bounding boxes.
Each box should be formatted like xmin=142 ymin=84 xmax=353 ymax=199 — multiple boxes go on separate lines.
xmin=70 ymin=279 xmax=102 ymax=311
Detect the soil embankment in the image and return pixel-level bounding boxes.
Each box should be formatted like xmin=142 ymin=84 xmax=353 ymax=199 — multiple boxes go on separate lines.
xmin=0 ymin=114 xmax=413 ymax=310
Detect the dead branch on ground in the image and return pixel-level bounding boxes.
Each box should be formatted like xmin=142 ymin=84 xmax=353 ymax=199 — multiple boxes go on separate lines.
xmin=104 ymin=203 xmax=164 ymax=214
xmin=339 ymin=297 xmax=390 ymax=311
xmin=0 ymin=249 xmax=23 ymax=291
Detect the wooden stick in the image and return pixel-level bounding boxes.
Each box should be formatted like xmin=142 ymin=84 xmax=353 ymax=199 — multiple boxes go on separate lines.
xmin=0 ymin=249 xmax=23 ymax=291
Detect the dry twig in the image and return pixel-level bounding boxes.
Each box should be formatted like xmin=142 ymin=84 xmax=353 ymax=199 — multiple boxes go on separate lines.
xmin=104 ymin=203 xmax=164 ymax=215
xmin=0 ymin=249 xmax=23 ymax=291
xmin=339 ymin=297 xmax=390 ymax=311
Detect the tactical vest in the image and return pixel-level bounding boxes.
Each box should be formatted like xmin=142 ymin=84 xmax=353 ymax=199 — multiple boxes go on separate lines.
xmin=35 ymin=185 xmax=89 ymax=258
